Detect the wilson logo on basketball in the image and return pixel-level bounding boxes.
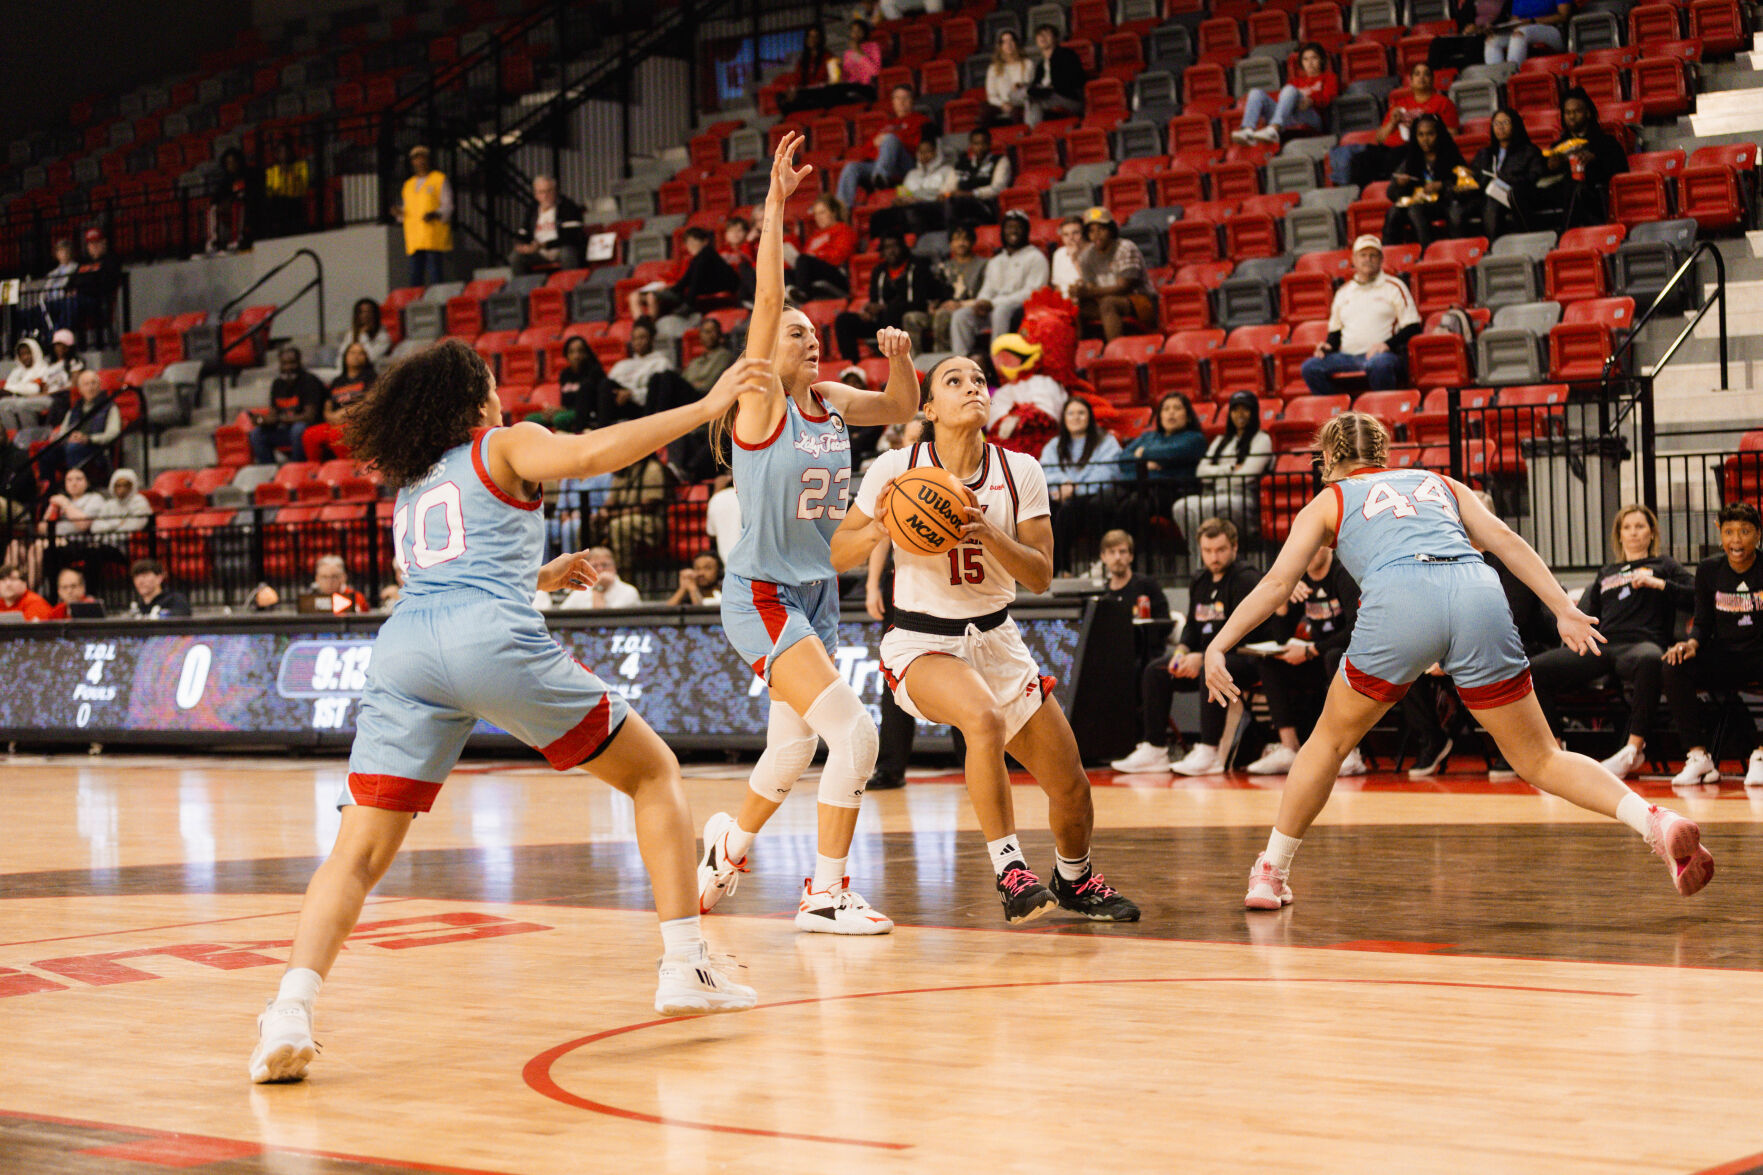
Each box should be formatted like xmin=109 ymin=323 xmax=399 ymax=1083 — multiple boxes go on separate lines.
xmin=914 ymin=484 xmax=967 ymax=529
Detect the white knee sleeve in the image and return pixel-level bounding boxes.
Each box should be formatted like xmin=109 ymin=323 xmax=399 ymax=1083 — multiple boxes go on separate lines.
xmin=804 ymin=680 xmax=878 ymax=809
xmin=747 ymin=702 xmax=818 ymax=804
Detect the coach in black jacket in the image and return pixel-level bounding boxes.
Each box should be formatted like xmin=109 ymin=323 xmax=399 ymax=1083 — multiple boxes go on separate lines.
xmin=509 ymin=175 xmax=587 ymax=274
xmin=833 ymin=235 xmax=934 ymax=360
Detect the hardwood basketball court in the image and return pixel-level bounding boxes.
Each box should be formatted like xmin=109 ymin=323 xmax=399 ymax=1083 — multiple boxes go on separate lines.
xmin=3 ymin=753 xmax=1761 ymax=1175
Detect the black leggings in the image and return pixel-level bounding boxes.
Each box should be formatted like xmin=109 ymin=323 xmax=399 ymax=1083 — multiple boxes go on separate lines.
xmin=1660 ymin=648 xmax=1763 ymax=750
xmin=1530 ymin=641 xmax=1664 ymax=743
xmin=1259 ymin=646 xmax=1346 ymax=733
xmin=786 ymin=253 xmax=850 ymax=296
xmin=1140 ymin=652 xmax=1259 ymax=747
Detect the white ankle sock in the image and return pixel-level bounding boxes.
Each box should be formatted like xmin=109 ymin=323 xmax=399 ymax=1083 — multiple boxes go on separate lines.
xmin=987 ymin=834 xmax=1024 ymax=876
xmin=724 ymin=823 xmax=757 ymax=864
xmin=659 ymin=915 xmax=703 ymax=959
xmin=1616 ymin=792 xmax=1653 ymax=838
xmin=1264 ymin=829 xmax=1303 ymax=872
xmin=812 ymin=854 xmax=846 ymax=893
xmin=1055 ymin=851 xmax=1090 ymax=882
xmin=276 ymin=967 xmax=322 ymax=1007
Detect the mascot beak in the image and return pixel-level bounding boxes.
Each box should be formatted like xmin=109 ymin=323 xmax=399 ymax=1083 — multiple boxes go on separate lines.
xmin=991 ymin=333 xmax=1043 ymax=382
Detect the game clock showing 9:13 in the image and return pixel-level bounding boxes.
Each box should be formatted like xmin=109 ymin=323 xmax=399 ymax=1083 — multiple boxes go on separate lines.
xmin=276 ymin=639 xmax=376 ymax=730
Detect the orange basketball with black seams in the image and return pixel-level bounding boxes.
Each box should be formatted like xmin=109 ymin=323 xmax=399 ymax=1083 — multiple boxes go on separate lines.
xmin=882 ymin=466 xmax=976 ymax=556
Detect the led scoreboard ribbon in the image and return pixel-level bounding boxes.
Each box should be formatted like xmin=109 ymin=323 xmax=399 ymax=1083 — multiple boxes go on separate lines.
xmin=0 ymin=608 xmax=1091 ymax=751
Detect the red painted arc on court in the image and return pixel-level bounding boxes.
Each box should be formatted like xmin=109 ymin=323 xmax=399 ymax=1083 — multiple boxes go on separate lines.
xmin=523 ymin=974 xmax=1637 ymax=1151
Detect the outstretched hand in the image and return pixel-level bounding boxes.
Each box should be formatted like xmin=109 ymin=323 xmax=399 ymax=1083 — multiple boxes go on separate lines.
xmin=770 ymin=131 xmax=813 ymax=202
xmin=1203 ymin=647 xmax=1240 ymax=705
xmin=702 ymin=356 xmax=773 ymax=415
xmin=1555 ymin=606 xmax=1607 ymax=656
xmin=537 ymin=549 xmax=599 ymax=594
xmin=875 ymin=326 xmax=913 ymax=360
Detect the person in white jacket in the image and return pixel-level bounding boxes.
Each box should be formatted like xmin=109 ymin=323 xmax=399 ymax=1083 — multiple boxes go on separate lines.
xmin=1049 ymin=216 xmax=1086 ymax=298
xmin=1 ymin=337 xmax=54 ymax=430
xmin=1172 ymin=391 xmax=1273 ymax=561
xmin=948 ymin=211 xmax=1050 ymax=357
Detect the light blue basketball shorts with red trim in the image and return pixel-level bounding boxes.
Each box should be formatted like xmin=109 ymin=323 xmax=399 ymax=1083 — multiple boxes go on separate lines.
xmin=1339 ymin=558 xmax=1534 ymax=709
xmin=344 ymin=591 xmax=628 ymax=812
xmin=720 ymin=572 xmax=840 ymax=682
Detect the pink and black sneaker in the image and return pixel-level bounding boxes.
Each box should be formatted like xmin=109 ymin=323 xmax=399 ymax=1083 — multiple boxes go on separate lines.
xmin=1645 ymin=805 xmax=1715 ymax=897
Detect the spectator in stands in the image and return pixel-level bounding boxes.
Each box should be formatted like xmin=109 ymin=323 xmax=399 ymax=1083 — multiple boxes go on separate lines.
xmin=1454 ymin=107 xmax=1547 ymax=240
xmin=723 ymin=214 xmax=758 ymax=268
xmin=632 ymin=226 xmax=741 ymax=321
xmin=1050 ymin=215 xmax=1086 ymax=298
xmin=682 ymin=316 xmax=737 ymax=392
xmin=839 ymin=18 xmax=884 ymax=101
xmin=1484 ymin=0 xmax=1571 ymax=64
xmin=510 ymin=175 xmax=587 ymax=275
xmin=74 ymin=228 xmax=122 ymax=347
xmin=834 ymin=234 xmax=934 ymax=360
xmin=263 ymin=137 xmax=311 ymax=238
xmin=704 ymin=471 xmax=740 ymax=563
xmin=588 ymin=452 xmax=668 ymax=569
xmin=127 ymin=557 xmax=191 ymax=619
xmin=337 ymin=298 xmax=391 ymax=367
xmin=302 ymin=343 xmax=375 ymax=462
xmin=41 ymin=369 xmax=121 ymax=481
xmin=785 ymin=195 xmax=859 ymax=301
xmin=909 ymin=225 xmax=988 ymax=352
xmin=1107 ymin=529 xmax=1194 ymax=773
xmin=89 ymin=468 xmax=151 ymax=534
xmin=1 ymin=337 xmax=54 ymax=431
xmin=1242 ymin=544 xmax=1368 ymax=776
xmin=207 ymin=147 xmax=261 ymax=254
xmin=250 ymin=347 xmax=328 ymax=464
xmin=0 ymin=563 xmax=52 ymax=620
xmin=247 ymin=582 xmax=282 ymax=612
xmin=949 ymin=211 xmax=1050 ymax=358
xmin=1043 ymin=397 xmax=1125 ymax=570
xmin=15 ymin=466 xmax=108 ymax=584
xmin=779 ymin=24 xmax=868 ymax=114
xmin=308 ymin=554 xmax=369 ymax=612
xmin=645 ymin=317 xmax=738 ymax=434
xmin=1071 ymin=207 xmax=1154 ymax=343
xmin=869 ymin=137 xmax=957 ymax=240
xmin=127 ymin=553 xmax=191 ymax=617
xmin=1116 ymin=391 xmax=1208 ymax=551
xmin=1661 ymin=502 xmax=1763 ymax=788
xmin=985 ymin=29 xmax=1034 ymax=125
xmin=1025 ymin=22 xmax=1086 ymax=128
xmin=666 ymin=551 xmax=724 ymax=606
xmin=1531 ymin=504 xmax=1693 ymax=779
xmin=1138 ymin=518 xmax=1269 ymax=775
xmin=551 ymin=546 xmax=644 ymax=610
xmin=44 ymin=566 xmax=99 ymax=619
xmin=1232 ymin=42 xmax=1338 ymax=145
xmin=1302 ymin=236 xmax=1421 ymax=395
xmin=1173 ymin=391 xmax=1272 ymax=559
xmin=947 ymin=128 xmax=1013 ymax=227
xmin=547 ymin=474 xmax=612 ymax=555
xmin=45 ymin=329 xmax=86 ymax=403
xmin=392 ymin=145 xmax=453 ymax=287
xmin=1381 ymin=114 xmax=1469 ymax=249
xmin=603 ymin=318 xmax=675 ymax=422
xmin=36 ymin=239 xmax=79 ymax=337
xmin=835 ymin=84 xmax=938 ymax=210
xmin=1544 ymin=87 xmax=1629 ymax=228
xmin=1328 ymin=62 xmax=1459 ymax=187
xmin=528 ymin=336 xmax=608 ymax=434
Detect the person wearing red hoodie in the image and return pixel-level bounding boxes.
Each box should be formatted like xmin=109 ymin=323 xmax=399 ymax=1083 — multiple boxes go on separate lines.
xmin=784 ymin=195 xmax=859 ymax=300
xmin=835 ymin=84 xmax=937 ymax=209
xmin=1328 ymin=61 xmax=1458 ymax=186
xmin=0 ymin=563 xmax=52 ymax=620
xmin=1232 ymin=42 xmax=1338 ymax=144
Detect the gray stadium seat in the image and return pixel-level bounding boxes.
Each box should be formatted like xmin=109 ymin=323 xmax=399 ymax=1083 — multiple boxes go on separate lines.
xmin=1285 ymin=206 xmax=1342 ymax=253
xmin=401 ymin=302 xmax=446 ymax=340
xmin=1113 ymin=122 xmax=1164 ymax=159
xmin=1065 ymin=161 xmax=1117 ymax=188
xmin=1568 ymin=11 xmax=1621 ymax=52
xmin=1494 ymin=300 xmax=1563 ymax=333
xmin=1330 ymin=91 xmax=1384 ymax=134
xmin=1233 ymin=57 xmax=1281 ymax=98
xmin=1133 ymin=72 xmax=1180 ymax=126
xmin=231 ymin=464 xmax=281 ymax=495
xmin=1026 ymin=3 xmax=1066 ymax=37
xmin=1612 ymin=218 xmax=1698 ymax=312
xmin=421 ymin=281 xmax=464 ymax=304
xmin=1280 ymin=135 xmax=1339 ymax=162
xmin=1048 ymin=180 xmax=1097 ymax=217
xmin=1267 ymin=155 xmax=1320 ymax=194
xmin=1449 ymin=78 xmax=1501 ymax=124
xmin=1216 ymin=276 xmax=1278 ymax=329
xmin=1407 ymin=0 xmax=1454 ymax=22
xmin=1300 ymin=185 xmax=1360 ymax=214
xmin=1474 ymin=255 xmax=1542 ymax=310
xmin=627 ymin=231 xmax=672 ymax=265
xmin=1474 ymin=329 xmax=1545 ymax=385
xmin=1147 ymin=24 xmax=1194 ymax=67
xmin=1351 ymin=0 xmax=1401 ymax=30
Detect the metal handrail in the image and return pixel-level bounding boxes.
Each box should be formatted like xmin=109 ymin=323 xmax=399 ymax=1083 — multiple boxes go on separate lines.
xmin=386 ymin=0 xmax=574 ymax=118
xmin=215 ymin=249 xmax=325 ymax=417
xmin=1603 ymin=240 xmax=1726 ymax=405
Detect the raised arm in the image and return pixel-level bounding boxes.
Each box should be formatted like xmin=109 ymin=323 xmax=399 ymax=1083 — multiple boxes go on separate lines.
xmin=488 ymin=357 xmax=767 ymax=486
xmin=1203 ymin=494 xmax=1337 ymax=703
xmin=746 ymin=133 xmax=811 ymax=364
xmin=1447 ymin=475 xmax=1597 ymax=653
xmin=816 ymin=326 xmax=919 ymax=426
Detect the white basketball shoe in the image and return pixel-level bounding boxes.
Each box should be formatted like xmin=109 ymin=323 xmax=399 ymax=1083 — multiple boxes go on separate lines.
xmin=796 ymin=878 xmax=894 ymax=934
xmin=655 ymin=946 xmax=757 ymax=1015
xmin=696 ymin=811 xmax=749 ymax=914
xmin=249 ymin=999 xmax=317 ymax=1083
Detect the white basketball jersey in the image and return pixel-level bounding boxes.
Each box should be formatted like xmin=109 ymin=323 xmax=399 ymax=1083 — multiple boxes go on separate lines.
xmin=855 ymin=442 xmax=1051 ymax=619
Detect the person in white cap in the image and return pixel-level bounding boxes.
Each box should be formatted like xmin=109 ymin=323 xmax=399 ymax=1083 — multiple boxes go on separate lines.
xmin=1300 ymin=236 xmax=1420 ymax=396
xmin=44 ymin=328 xmax=86 ymax=397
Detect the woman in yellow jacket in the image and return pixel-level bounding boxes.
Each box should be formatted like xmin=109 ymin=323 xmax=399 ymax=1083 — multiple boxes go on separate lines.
xmin=392 ymin=145 xmax=453 ymax=286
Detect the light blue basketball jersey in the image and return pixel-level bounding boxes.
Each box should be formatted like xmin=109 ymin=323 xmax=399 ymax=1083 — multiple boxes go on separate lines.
xmin=1330 ymin=467 xmax=1480 ymax=583
xmin=726 ymin=390 xmax=852 ymax=586
xmin=391 ymin=426 xmax=543 ymax=610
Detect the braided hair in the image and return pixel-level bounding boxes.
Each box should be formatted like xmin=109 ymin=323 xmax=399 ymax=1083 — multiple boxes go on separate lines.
xmin=1314 ymin=410 xmax=1391 ymax=476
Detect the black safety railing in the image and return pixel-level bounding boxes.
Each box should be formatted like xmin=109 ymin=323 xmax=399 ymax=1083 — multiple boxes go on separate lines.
xmin=212 ymin=248 xmax=325 ymax=416
xmin=1606 ymin=241 xmax=1727 ymax=400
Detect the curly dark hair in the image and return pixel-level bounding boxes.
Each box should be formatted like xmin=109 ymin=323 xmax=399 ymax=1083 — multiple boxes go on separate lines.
xmin=343 ymin=339 xmax=493 ymax=489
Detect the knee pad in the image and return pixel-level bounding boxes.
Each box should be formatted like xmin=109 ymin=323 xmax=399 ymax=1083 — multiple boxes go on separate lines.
xmin=805 ymin=681 xmax=878 ymax=809
xmin=748 ymin=702 xmax=818 ymax=804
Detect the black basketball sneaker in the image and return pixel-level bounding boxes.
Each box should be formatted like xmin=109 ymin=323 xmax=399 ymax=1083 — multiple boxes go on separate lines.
xmin=1050 ymin=869 xmax=1142 ymax=921
xmin=996 ymin=862 xmax=1058 ymax=923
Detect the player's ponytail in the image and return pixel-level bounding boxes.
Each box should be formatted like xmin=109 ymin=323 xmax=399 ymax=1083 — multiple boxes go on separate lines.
xmin=1314 ymin=410 xmax=1391 ymax=476
xmin=344 ymin=338 xmax=492 ymax=489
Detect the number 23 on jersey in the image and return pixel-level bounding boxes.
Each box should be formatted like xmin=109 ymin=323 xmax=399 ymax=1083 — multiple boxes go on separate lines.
xmin=795 ymin=467 xmax=850 ymax=520
xmin=1360 ymin=477 xmax=1454 ymax=520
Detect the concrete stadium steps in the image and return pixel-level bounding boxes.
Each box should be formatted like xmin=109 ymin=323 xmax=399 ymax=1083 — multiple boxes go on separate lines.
xmin=1689 ymin=34 xmax=1763 ymax=134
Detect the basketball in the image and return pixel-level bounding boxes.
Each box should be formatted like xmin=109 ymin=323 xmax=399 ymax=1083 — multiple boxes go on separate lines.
xmin=883 ymin=466 xmax=975 ymax=556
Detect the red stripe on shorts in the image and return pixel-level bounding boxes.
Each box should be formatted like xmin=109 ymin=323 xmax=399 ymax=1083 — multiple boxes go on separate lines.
xmin=541 ymin=694 xmax=617 ymax=770
xmin=752 ymin=580 xmax=789 ymax=644
xmin=1456 ymin=667 xmax=1534 ymax=710
xmin=348 ymin=773 xmax=444 ymax=812
xmin=1343 ymin=656 xmax=1410 ymax=703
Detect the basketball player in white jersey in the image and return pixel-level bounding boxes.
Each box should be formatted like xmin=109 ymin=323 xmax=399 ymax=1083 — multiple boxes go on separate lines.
xmin=830 ymin=356 xmax=1140 ymax=923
